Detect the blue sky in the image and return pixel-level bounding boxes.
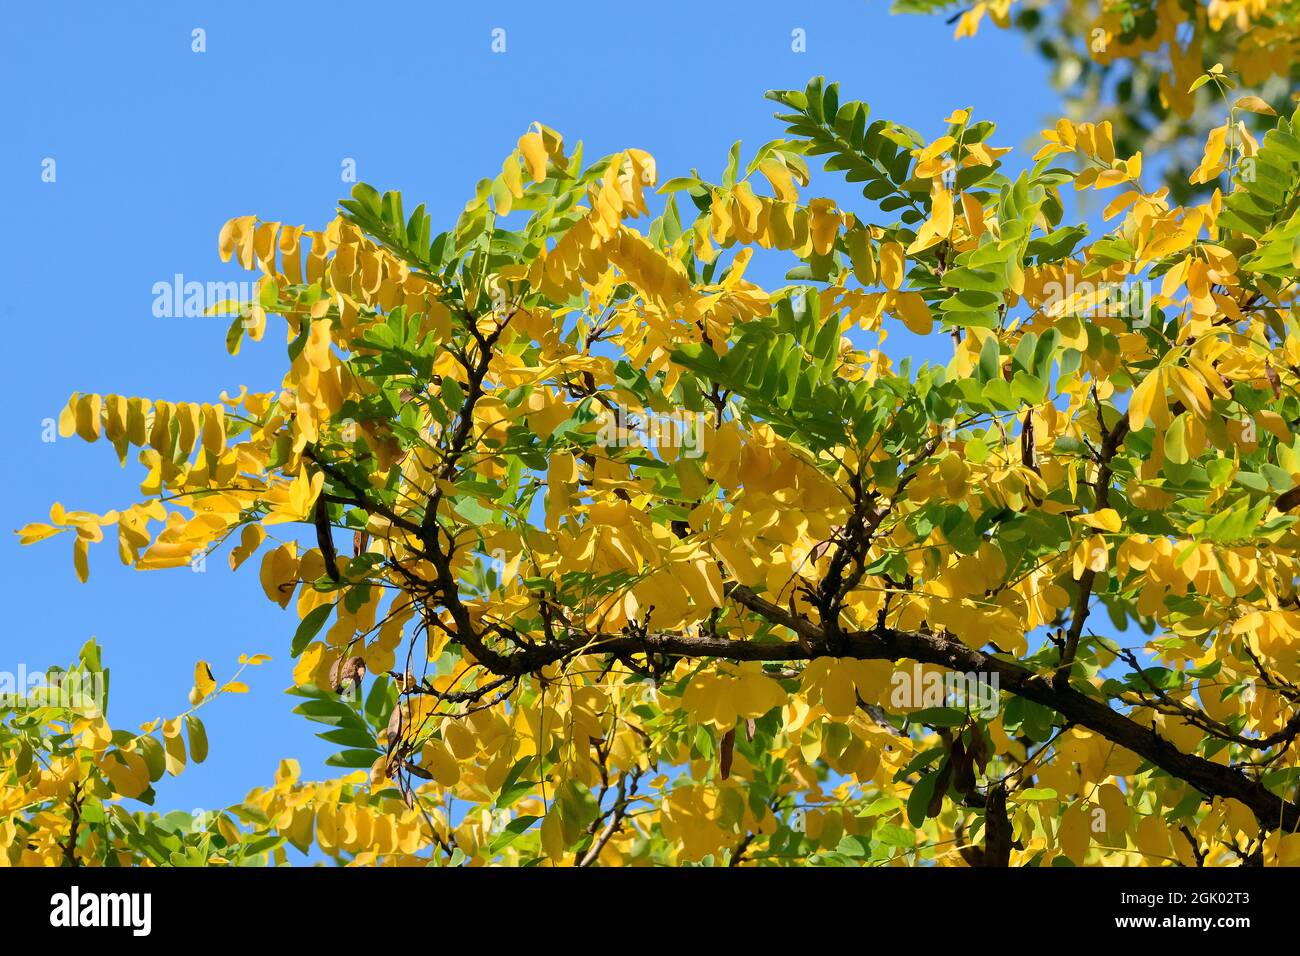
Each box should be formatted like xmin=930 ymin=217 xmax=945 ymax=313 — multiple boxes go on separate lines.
xmin=0 ymin=2 xmax=1065 ymax=815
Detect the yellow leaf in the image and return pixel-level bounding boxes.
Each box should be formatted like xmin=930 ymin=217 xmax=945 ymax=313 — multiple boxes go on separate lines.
xmin=674 ymin=458 xmax=710 ymax=500
xmin=162 ymin=720 xmax=186 ymax=776
xmin=260 ymin=543 xmax=300 ymax=608
xmin=422 ymin=739 xmax=460 ymax=786
xmin=1090 ymin=121 xmax=1116 ymax=163
xmin=229 ymin=523 xmax=264 ymax=571
xmin=58 ymin=398 xmax=77 ymax=438
xmin=960 ymin=192 xmax=986 ymax=238
xmin=1006 ymin=257 xmax=1024 ymax=296
xmin=1057 ymin=802 xmax=1090 ymax=864
xmin=880 ymin=241 xmax=905 ymax=291
xmin=731 ymin=669 xmax=786 ymax=720
xmin=194 ymin=661 xmax=217 ymax=700
xmin=758 ymin=159 xmax=799 ymax=202
xmin=1233 ymin=95 xmax=1275 ymax=116
xmin=891 ymin=291 xmax=933 ymax=335
xmin=676 ymin=554 xmax=725 ymax=611
xmin=75 ymin=393 xmax=101 ymax=442
xmin=1074 ymin=508 xmax=1121 ymax=533
xmin=518 ymin=131 xmax=548 ymax=181
xmin=1135 ymin=814 xmax=1171 ymax=861
xmin=200 ymin=404 xmax=226 ymax=456
xmin=16 ymin=523 xmax=62 ymax=545
xmin=906 ymin=186 xmax=954 ymax=254
xmin=540 ymin=806 xmax=566 ymax=861
xmin=820 ymin=665 xmax=858 ymax=717
xmin=293 ymin=643 xmax=325 ymax=686
xmin=501 ymin=154 xmax=524 ymax=199
xmin=100 ymin=749 xmax=150 ymax=799
xmin=1128 ymin=368 xmax=1164 ymax=431
xmin=442 ymin=720 xmax=477 ymax=760
xmin=73 ymin=536 xmax=89 ymax=583
xmin=1102 ymin=190 xmax=1140 ymax=220
xmin=304 ymin=319 xmax=333 ymax=371
xmin=1189 ymin=126 xmax=1228 ymax=185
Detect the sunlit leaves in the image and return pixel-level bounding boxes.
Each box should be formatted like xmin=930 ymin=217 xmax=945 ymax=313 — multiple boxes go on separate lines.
xmin=15 ymin=24 xmax=1300 ymax=868
xmin=0 ymin=642 xmax=270 ymax=866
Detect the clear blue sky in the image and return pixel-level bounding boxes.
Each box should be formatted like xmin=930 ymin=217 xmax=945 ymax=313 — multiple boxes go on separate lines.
xmin=0 ymin=1 xmax=1062 ymax=815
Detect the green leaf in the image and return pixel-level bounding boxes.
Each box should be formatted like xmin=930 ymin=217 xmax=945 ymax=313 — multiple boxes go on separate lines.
xmin=906 ymin=772 xmax=939 ymax=828
xmin=325 ymin=748 xmax=382 ymax=769
xmin=291 ymin=603 xmax=334 ymax=657
xmin=184 ymin=715 xmax=208 ymax=764
xmin=906 ymin=706 xmax=968 ymax=727
xmin=977 ymin=334 xmax=1001 ymax=383
xmin=1017 ymin=787 xmax=1059 ymax=801
xmin=488 ymin=815 xmax=542 ymax=855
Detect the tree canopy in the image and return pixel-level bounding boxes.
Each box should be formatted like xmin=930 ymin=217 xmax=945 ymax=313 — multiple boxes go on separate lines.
xmin=10 ymin=1 xmax=1300 ymax=867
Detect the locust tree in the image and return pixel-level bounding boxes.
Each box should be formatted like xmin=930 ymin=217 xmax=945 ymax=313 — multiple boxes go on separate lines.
xmin=0 ymin=642 xmax=283 ymax=866
xmin=17 ymin=8 xmax=1300 ymax=867
xmin=903 ymin=0 xmax=1300 ymax=204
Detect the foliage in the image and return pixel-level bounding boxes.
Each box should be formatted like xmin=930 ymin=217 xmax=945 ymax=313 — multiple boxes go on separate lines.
xmin=0 ymin=642 xmax=280 ymax=866
xmin=14 ymin=11 xmax=1300 ymax=867
xmin=904 ymin=0 xmax=1300 ymax=203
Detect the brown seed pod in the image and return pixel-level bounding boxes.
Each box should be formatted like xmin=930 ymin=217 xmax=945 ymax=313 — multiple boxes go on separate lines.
xmin=956 ymin=818 xmax=985 ymax=867
xmin=927 ymin=758 xmax=953 ymax=819
xmin=719 ymin=728 xmax=736 ymax=780
xmin=1278 ymin=484 xmax=1300 ymax=513
xmin=405 ymin=761 xmax=433 ymax=781
xmin=951 ymin=737 xmax=976 ymax=795
xmin=983 ymin=783 xmax=1012 ymax=867
xmin=1020 ymin=410 xmax=1037 ymax=472
xmin=968 ymin=726 xmax=989 ymax=770
xmin=314 ymin=496 xmax=340 ymax=582
xmin=385 ymin=700 xmax=408 ymax=756
xmin=330 ymin=655 xmax=367 ymax=695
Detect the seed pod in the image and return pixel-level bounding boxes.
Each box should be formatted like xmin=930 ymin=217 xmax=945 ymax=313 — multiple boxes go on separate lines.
xmin=956 ymin=818 xmax=985 ymax=867
xmin=719 ymin=728 xmax=736 ymax=780
xmin=927 ymin=758 xmax=952 ymax=819
xmin=983 ymin=783 xmax=1012 ymax=867
xmin=1020 ymin=410 xmax=1037 ymax=472
xmin=951 ymin=737 xmax=976 ymax=795
xmin=1277 ymin=484 xmax=1300 ymax=513
xmin=405 ymin=761 xmax=433 ymax=781
xmin=968 ymin=726 xmax=989 ymax=770
xmin=314 ymin=496 xmax=340 ymax=582
xmin=385 ymin=700 xmax=408 ymax=755
xmin=330 ymin=655 xmax=367 ymax=695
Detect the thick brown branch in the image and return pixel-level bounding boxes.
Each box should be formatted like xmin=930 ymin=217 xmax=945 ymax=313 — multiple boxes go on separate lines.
xmin=555 ymin=586 xmax=1299 ymax=833
xmin=303 ymin=446 xmax=426 ymax=540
